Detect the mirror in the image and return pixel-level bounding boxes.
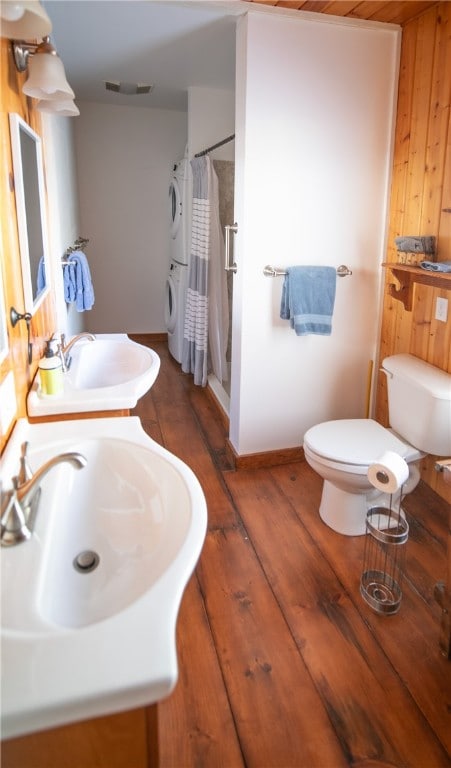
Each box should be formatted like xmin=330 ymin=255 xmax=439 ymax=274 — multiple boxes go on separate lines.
xmin=9 ymin=113 xmax=50 ymax=314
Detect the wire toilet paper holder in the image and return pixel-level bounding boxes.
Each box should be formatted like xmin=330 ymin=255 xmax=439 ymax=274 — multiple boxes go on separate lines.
xmin=360 ymin=460 xmax=410 ymax=615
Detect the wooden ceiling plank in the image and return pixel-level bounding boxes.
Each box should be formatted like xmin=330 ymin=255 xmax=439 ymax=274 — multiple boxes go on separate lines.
xmin=347 ymin=1 xmax=390 ymax=20
xmin=296 ymin=1 xmax=333 ymax=11
xmin=369 ymin=1 xmax=438 ymax=25
xmin=320 ymin=1 xmax=365 ymax=15
xmin=249 ymin=0 xmax=440 ymax=25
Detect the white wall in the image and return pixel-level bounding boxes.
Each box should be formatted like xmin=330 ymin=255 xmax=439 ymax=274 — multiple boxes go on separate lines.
xmin=74 ymin=102 xmax=186 ymax=333
xmin=230 ymin=11 xmax=400 ymax=455
xmin=188 ymin=86 xmax=235 ymax=160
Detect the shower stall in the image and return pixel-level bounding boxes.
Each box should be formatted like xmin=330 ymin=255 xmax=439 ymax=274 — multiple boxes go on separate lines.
xmin=208 ymin=158 xmax=235 ymax=415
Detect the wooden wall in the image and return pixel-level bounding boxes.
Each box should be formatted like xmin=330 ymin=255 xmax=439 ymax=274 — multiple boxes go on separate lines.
xmin=375 ymin=1 xmax=451 ymax=502
xmin=0 ymin=38 xmax=56 ymax=453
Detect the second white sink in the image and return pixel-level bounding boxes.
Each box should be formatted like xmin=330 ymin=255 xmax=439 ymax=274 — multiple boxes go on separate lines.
xmin=71 ymin=338 xmax=155 ymax=389
xmin=27 ymin=334 xmax=160 ymax=416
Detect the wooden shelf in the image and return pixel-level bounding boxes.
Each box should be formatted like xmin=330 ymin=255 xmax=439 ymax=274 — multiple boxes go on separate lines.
xmin=382 ymin=263 xmax=451 ymax=310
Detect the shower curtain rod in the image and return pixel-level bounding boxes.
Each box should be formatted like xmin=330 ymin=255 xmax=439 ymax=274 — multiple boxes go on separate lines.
xmin=194 ymin=133 xmax=235 ymax=158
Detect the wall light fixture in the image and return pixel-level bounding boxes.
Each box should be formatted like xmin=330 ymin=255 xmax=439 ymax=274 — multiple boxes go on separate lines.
xmin=13 ymin=37 xmax=74 ymax=100
xmin=0 ymin=0 xmax=51 ymax=39
xmin=37 ymin=99 xmax=80 ymax=117
xmin=11 ymin=35 xmax=79 ymax=116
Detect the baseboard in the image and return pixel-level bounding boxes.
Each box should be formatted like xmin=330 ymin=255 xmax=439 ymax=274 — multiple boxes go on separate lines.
xmin=226 ymin=439 xmax=305 ymax=470
xmin=204 ymin=377 xmax=304 ymax=470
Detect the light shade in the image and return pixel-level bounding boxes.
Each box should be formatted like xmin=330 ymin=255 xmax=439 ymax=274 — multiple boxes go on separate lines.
xmin=0 ymin=1 xmax=51 ymax=38
xmin=22 ymin=47 xmax=74 ymax=101
xmin=37 ymin=99 xmax=79 ymax=117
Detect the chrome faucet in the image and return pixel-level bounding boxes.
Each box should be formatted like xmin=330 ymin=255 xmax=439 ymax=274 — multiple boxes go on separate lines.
xmin=56 ymin=332 xmax=96 ymax=372
xmin=1 ymin=443 xmax=87 ymax=546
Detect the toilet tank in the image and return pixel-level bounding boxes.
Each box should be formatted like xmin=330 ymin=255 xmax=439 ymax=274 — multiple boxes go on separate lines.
xmin=382 ymin=354 xmax=451 ymax=456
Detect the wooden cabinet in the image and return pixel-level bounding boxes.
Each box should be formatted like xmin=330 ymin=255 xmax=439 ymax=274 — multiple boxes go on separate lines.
xmin=1 ymin=706 xmax=159 ymax=768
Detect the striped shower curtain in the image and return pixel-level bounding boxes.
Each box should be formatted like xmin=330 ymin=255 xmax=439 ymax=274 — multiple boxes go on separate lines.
xmin=182 ymin=155 xmax=228 ymax=386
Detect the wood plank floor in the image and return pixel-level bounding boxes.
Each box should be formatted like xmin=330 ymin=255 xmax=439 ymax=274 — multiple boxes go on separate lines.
xmin=131 ymin=337 xmax=451 ymax=768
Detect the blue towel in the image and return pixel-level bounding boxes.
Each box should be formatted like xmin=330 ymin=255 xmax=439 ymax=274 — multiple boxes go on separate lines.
xmin=66 ymin=250 xmax=95 ymax=311
xmin=37 ymin=256 xmax=46 ymax=294
xmin=420 ymin=260 xmax=451 ymax=273
xmin=63 ymin=262 xmax=76 ymax=302
xmin=280 ymin=266 xmax=336 ymax=336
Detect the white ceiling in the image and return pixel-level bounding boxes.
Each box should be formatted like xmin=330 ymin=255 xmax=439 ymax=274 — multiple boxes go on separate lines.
xmin=43 ymin=0 xmax=243 ymax=111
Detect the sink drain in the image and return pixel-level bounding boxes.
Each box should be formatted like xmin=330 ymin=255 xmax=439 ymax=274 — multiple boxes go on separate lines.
xmin=73 ymin=550 xmax=100 ymax=573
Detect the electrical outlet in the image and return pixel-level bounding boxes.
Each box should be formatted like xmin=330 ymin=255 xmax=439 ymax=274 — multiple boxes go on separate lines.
xmin=435 ymin=297 xmax=448 ymax=323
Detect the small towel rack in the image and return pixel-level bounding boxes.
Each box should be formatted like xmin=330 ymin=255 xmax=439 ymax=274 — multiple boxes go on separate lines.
xmin=263 ymin=264 xmax=352 ymax=278
xmin=62 ymin=237 xmax=90 ymax=265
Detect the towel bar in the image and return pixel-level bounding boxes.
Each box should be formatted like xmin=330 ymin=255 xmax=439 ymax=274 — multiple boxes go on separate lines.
xmin=63 ymin=237 xmax=89 ymax=260
xmin=263 ymin=264 xmax=352 ymax=277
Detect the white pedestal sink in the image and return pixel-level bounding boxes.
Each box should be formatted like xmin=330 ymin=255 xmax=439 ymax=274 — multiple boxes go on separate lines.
xmin=27 ymin=334 xmax=160 ymax=416
xmin=1 ymin=416 xmax=207 ymax=739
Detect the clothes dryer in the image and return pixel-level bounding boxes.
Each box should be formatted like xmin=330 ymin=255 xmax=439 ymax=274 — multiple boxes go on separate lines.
xmin=169 ymin=158 xmax=191 ymax=266
xmin=165 ymin=259 xmax=188 ymax=363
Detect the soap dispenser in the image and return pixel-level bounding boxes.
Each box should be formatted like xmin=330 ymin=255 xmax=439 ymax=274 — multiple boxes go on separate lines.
xmin=39 ymin=339 xmax=63 ymax=396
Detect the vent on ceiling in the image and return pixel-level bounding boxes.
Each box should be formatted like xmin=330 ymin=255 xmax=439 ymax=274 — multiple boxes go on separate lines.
xmin=104 ymin=81 xmax=154 ymax=95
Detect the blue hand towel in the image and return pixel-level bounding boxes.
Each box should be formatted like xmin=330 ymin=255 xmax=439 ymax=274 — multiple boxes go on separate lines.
xmin=37 ymin=256 xmax=46 ymax=294
xmin=70 ymin=251 xmax=95 ymax=311
xmin=280 ymin=266 xmax=337 ymax=336
xmin=63 ymin=263 xmax=76 ymax=302
xmin=420 ymin=260 xmax=451 ymax=273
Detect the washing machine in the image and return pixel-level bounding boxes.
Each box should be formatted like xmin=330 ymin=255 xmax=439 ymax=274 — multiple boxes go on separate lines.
xmin=165 ymin=259 xmax=188 ymax=363
xmin=169 ymin=158 xmax=191 ymax=266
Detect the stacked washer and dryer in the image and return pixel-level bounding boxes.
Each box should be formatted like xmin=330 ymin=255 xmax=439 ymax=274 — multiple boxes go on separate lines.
xmin=164 ymin=158 xmax=191 ymax=363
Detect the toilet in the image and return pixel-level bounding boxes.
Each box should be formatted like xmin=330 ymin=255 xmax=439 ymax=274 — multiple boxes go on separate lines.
xmin=303 ymin=353 xmax=451 ymax=536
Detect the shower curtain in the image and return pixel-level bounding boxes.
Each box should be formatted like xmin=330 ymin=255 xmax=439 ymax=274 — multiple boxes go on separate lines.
xmin=182 ymin=155 xmax=228 ymax=386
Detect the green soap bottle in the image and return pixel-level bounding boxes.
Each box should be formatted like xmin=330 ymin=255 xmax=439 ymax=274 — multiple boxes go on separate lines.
xmin=39 ymin=342 xmax=63 ymax=396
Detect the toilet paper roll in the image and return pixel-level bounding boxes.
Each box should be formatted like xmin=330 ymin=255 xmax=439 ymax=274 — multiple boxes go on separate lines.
xmin=367 ymin=451 xmax=409 ymax=493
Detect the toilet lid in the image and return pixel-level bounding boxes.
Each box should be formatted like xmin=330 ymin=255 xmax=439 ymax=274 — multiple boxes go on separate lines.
xmin=303 ymin=419 xmax=418 ymax=466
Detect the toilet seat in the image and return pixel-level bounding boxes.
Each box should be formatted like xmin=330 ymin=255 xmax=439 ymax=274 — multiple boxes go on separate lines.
xmin=303 ymin=418 xmax=422 ymax=472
